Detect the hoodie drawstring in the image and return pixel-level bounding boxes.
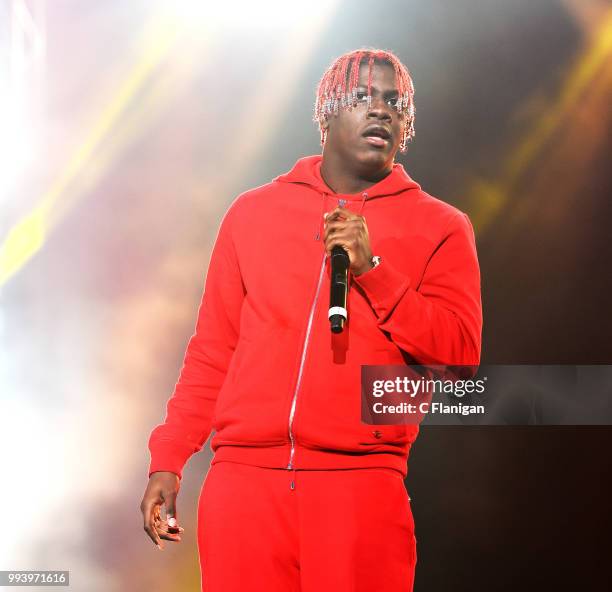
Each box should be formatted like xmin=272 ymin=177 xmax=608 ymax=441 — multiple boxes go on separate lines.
xmin=314 ymin=192 xmax=329 ymax=241
xmin=358 ymin=191 xmax=368 ymax=215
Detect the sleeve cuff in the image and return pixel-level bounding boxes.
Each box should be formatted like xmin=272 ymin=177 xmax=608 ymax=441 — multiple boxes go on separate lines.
xmin=148 ymin=440 xmax=196 ymax=480
xmin=352 ymin=258 xmax=412 ymax=321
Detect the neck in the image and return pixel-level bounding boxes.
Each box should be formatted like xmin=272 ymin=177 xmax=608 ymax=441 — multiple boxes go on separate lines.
xmin=320 ymin=152 xmax=392 ymax=194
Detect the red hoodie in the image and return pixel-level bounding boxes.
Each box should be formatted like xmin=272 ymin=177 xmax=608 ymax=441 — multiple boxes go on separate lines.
xmin=148 ymin=155 xmax=482 ymax=479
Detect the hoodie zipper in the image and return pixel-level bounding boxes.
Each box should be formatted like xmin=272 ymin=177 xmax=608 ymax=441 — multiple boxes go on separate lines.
xmin=286 ymin=197 xmax=357 ymax=470
xmin=287 ymin=251 xmax=327 ymax=469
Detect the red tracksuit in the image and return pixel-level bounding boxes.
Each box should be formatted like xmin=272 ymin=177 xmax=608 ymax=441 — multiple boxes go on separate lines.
xmin=148 ymin=155 xmax=482 ymax=590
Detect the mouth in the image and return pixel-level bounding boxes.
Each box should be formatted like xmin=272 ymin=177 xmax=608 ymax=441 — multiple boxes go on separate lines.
xmin=362 ymin=125 xmax=392 ymax=148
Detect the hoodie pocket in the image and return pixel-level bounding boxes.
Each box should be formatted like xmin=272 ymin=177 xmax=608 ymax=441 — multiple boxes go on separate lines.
xmin=212 ymin=326 xmax=296 ymax=446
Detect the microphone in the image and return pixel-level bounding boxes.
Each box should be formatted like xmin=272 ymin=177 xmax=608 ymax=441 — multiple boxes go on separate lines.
xmin=329 ymin=245 xmax=350 ymax=333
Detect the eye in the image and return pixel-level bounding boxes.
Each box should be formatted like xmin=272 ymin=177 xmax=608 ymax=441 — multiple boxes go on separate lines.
xmin=355 ymin=91 xmax=367 ymax=101
xmin=386 ymin=97 xmax=399 ymax=107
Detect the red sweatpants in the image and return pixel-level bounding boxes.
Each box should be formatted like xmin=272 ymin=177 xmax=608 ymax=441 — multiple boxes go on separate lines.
xmin=197 ymin=460 xmax=417 ymax=591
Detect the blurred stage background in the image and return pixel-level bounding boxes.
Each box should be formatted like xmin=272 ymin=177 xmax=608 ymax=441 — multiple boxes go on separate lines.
xmin=1 ymin=0 xmax=611 ymax=590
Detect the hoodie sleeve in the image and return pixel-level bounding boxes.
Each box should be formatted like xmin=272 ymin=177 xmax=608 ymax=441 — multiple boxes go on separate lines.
xmin=352 ymin=211 xmax=482 ymax=365
xmin=147 ymin=204 xmax=245 ymax=480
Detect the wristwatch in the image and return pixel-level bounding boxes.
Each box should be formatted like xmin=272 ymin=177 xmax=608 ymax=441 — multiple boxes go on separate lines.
xmin=371 ymin=255 xmax=382 ymax=268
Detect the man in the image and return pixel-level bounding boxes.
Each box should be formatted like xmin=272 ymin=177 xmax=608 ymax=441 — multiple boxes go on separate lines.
xmin=140 ymin=48 xmax=482 ymax=591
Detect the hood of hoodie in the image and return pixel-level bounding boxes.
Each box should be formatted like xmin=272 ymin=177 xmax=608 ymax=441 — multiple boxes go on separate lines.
xmin=274 ymin=154 xmax=421 ymax=200
xmin=274 ymin=154 xmax=422 ymax=241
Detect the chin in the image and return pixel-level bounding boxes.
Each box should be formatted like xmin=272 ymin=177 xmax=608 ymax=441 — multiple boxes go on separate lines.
xmin=355 ymin=149 xmax=392 ymax=171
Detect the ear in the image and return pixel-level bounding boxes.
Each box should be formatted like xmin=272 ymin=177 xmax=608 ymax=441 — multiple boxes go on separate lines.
xmin=321 ymin=115 xmax=330 ymax=131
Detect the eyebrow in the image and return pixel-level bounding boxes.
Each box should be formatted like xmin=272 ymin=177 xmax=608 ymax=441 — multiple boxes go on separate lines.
xmin=355 ymin=84 xmax=399 ymax=97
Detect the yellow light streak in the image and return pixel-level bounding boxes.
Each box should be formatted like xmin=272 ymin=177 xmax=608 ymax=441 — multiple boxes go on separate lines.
xmin=0 ymin=11 xmax=184 ymax=285
xmin=465 ymin=8 xmax=612 ymax=235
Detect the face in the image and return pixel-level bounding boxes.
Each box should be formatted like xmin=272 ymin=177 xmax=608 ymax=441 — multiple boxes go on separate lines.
xmin=321 ymin=60 xmax=406 ymax=175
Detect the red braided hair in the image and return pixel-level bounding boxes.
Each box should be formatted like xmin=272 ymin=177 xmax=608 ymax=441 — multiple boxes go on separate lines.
xmin=314 ymin=48 xmax=416 ymax=152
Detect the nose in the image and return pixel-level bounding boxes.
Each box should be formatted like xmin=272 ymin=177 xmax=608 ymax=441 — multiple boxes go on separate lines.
xmin=366 ymin=96 xmax=392 ymax=122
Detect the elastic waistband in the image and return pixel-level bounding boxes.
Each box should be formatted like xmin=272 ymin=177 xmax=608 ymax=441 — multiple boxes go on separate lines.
xmin=211 ymin=443 xmax=408 ymax=479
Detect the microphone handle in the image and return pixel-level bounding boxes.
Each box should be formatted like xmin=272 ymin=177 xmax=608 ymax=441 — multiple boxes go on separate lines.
xmin=329 ymin=245 xmax=349 ymax=334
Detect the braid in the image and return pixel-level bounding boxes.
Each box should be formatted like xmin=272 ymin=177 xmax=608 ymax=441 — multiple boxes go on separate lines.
xmin=314 ymin=48 xmax=416 ymax=152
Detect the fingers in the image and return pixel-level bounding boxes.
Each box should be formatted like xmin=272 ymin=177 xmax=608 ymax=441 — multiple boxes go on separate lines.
xmin=323 ymin=224 xmax=368 ymax=256
xmin=325 ymin=206 xmax=360 ymax=222
xmin=141 ymin=475 xmax=184 ymax=551
xmin=161 ymin=490 xmax=183 ymax=541
xmin=141 ymin=494 xmax=164 ymax=550
xmin=154 ymin=516 xmax=184 ymax=542
xmin=324 ymin=207 xmax=365 ymax=227
xmin=325 ymin=232 xmax=354 ymax=255
xmin=157 ymin=519 xmax=185 ymax=534
xmin=323 ymin=208 xmax=373 ymax=275
xmin=140 ymin=502 xmax=184 ymax=550
xmin=323 ymin=218 xmax=364 ymax=246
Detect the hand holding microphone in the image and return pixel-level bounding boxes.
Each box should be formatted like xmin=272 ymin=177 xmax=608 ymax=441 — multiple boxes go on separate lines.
xmin=323 ymin=207 xmax=377 ymax=333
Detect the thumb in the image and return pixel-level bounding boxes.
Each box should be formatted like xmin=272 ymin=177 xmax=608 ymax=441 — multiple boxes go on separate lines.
xmin=165 ymin=492 xmax=178 ymax=527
